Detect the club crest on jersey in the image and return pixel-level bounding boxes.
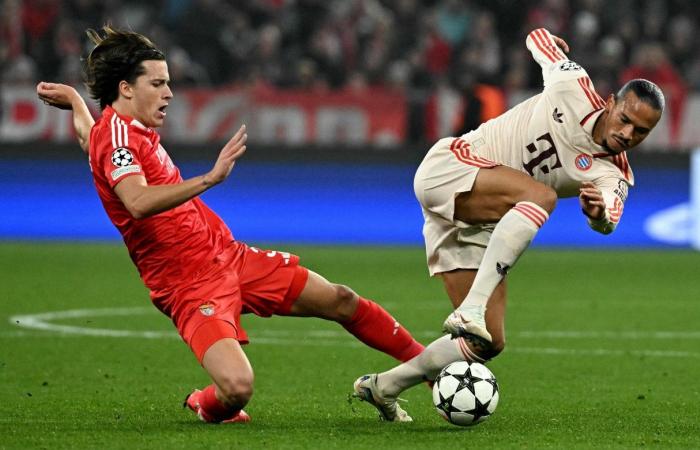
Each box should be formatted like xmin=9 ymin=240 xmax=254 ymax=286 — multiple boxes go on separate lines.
xmin=575 ymin=154 xmax=593 ymax=171
xmin=199 ymin=304 xmax=215 ymax=316
xmin=111 ymin=148 xmax=134 ymax=167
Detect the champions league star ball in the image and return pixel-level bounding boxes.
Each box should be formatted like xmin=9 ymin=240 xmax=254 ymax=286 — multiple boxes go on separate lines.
xmin=432 ymin=361 xmax=499 ymax=426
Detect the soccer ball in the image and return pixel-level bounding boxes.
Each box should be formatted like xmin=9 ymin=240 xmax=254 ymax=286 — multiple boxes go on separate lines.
xmin=432 ymin=360 xmax=499 ymax=426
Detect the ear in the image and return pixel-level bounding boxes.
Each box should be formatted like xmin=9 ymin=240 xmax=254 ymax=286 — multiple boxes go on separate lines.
xmin=605 ymin=93 xmax=615 ymax=111
xmin=118 ymin=80 xmax=133 ymax=100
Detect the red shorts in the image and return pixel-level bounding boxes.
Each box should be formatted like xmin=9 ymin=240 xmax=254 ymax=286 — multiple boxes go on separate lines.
xmin=150 ymin=242 xmax=309 ymax=363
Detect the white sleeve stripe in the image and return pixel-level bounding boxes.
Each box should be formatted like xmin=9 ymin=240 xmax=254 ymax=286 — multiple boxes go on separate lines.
xmin=110 ymin=114 xmax=118 ymax=149
xmin=110 ymin=114 xmax=131 ymax=149
xmin=120 ymin=119 xmax=128 ymax=147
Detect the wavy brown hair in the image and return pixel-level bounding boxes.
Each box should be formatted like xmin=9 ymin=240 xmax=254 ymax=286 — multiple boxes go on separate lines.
xmin=84 ymin=26 xmax=165 ymax=109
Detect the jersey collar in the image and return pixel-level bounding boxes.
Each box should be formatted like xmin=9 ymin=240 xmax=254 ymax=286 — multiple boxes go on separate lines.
xmin=581 ymin=108 xmax=604 ymax=136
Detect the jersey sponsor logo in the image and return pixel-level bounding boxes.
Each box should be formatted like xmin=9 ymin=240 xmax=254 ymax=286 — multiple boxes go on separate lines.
xmin=559 ymin=61 xmax=582 ymax=71
xmin=552 ymin=108 xmax=564 ymax=123
xmin=523 ymin=132 xmax=562 ymax=176
xmin=111 ymin=148 xmax=134 ymax=167
xmin=574 ymin=154 xmax=593 ymax=171
xmin=110 ymin=165 xmax=141 ymax=181
xmin=614 ymin=179 xmax=629 ymax=202
xmin=199 ymin=304 xmax=215 ymax=316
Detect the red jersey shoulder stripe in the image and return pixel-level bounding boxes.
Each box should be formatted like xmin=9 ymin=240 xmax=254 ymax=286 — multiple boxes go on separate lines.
xmin=613 ymin=152 xmax=632 ymax=182
xmin=583 ymin=77 xmax=605 ymax=107
xmin=577 ymin=77 xmax=605 ymax=109
xmin=591 ymin=152 xmax=633 ymax=183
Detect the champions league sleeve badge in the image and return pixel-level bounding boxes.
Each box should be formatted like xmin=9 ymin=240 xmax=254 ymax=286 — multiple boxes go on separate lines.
xmin=111 ymin=148 xmax=134 ymax=167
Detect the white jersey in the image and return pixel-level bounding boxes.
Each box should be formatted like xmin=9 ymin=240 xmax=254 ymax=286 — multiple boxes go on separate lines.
xmin=468 ymin=28 xmax=632 ymax=233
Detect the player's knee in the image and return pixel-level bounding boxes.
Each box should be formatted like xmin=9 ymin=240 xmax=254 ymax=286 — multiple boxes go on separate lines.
xmin=332 ymin=284 xmax=358 ymax=322
xmin=531 ymin=185 xmax=557 ymax=214
xmin=217 ymin=373 xmax=254 ymax=408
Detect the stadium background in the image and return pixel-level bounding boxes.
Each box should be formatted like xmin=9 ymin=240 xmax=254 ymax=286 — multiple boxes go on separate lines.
xmin=0 ymin=0 xmax=697 ymax=249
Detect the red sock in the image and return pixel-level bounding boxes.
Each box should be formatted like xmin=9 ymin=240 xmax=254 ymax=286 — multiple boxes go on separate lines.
xmin=342 ymin=298 xmax=424 ymax=362
xmin=198 ymin=384 xmax=238 ymax=423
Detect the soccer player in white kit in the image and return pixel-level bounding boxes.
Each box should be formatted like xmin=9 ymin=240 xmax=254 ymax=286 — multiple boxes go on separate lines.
xmin=353 ymin=28 xmax=664 ymax=422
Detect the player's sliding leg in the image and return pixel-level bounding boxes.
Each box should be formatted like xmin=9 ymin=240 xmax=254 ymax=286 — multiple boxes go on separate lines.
xmin=186 ymin=336 xmax=254 ymax=423
xmin=288 ymin=270 xmax=425 ymax=362
xmin=444 ymin=167 xmax=555 ymax=346
xmin=341 ymin=296 xmax=425 ymax=362
xmin=353 ymin=279 xmax=505 ymax=421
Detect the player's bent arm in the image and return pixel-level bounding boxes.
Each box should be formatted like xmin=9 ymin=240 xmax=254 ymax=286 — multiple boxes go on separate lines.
xmin=526 ymin=28 xmax=568 ymax=69
xmin=526 ymin=29 xmax=592 ymax=88
xmin=70 ymin=98 xmax=94 ymax=154
xmin=114 ymin=174 xmax=216 ymax=219
xmin=579 ymin=180 xmax=626 ymax=235
xmin=36 ymin=82 xmax=94 ymax=154
xmin=114 ymin=125 xmax=247 ymax=219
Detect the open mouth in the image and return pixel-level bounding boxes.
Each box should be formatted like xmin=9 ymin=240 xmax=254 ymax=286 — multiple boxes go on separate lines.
xmin=157 ymin=104 xmax=168 ymax=117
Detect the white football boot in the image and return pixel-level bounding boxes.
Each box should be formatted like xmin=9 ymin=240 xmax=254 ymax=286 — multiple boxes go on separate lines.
xmin=442 ymin=305 xmax=492 ymax=348
xmin=352 ymin=374 xmax=412 ymax=422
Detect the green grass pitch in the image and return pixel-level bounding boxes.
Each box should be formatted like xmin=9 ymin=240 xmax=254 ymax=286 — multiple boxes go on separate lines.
xmin=1 ymin=242 xmax=699 ymax=449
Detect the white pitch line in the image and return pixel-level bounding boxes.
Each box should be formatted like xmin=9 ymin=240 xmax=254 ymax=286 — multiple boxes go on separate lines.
xmin=4 ymin=307 xmax=700 ymax=360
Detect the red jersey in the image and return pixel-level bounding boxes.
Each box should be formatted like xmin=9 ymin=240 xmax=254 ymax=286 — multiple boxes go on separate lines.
xmin=88 ymin=106 xmax=234 ymax=293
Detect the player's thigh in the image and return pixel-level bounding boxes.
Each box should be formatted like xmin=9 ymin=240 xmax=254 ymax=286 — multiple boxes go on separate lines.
xmin=439 ymin=269 xmax=507 ymax=347
xmin=201 ymin=338 xmax=254 ymax=395
xmin=287 ymin=270 xmax=357 ymax=321
xmin=455 ymin=165 xmax=555 ymax=223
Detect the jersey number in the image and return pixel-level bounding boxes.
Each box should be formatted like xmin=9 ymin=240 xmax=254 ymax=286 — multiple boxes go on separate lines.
xmin=522 ymin=132 xmax=562 ymax=176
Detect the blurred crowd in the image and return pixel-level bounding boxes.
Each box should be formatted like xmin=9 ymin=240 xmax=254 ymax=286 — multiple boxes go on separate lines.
xmin=1 ymin=0 xmax=697 ymax=139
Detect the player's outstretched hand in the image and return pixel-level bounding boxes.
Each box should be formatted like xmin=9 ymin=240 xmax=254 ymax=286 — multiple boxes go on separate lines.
xmin=579 ymin=181 xmax=605 ymax=220
xmin=204 ymin=125 xmax=248 ymax=186
xmin=36 ymin=82 xmax=82 ymax=110
xmin=551 ymin=34 xmax=570 ymax=53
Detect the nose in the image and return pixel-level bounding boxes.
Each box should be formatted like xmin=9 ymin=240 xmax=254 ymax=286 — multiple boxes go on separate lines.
xmin=620 ymin=124 xmax=633 ymax=139
xmin=164 ymin=85 xmax=173 ymax=99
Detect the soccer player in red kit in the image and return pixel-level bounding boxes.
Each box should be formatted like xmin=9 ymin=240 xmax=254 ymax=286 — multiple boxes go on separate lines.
xmin=36 ymin=26 xmax=424 ymax=424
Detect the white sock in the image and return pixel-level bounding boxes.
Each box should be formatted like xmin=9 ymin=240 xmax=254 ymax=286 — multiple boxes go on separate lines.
xmin=376 ymin=335 xmax=484 ymax=398
xmin=458 ymin=201 xmax=548 ymax=310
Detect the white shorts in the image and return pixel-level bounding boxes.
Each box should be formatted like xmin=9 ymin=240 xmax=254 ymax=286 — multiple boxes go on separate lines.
xmin=413 ymin=134 xmax=498 ymax=276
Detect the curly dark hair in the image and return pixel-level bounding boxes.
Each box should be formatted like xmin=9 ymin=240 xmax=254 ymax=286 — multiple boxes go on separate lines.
xmin=84 ymin=26 xmax=166 ymax=109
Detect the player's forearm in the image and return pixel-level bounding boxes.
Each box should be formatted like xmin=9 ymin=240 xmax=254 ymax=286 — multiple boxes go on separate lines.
xmin=72 ymin=98 xmax=95 ymax=155
xmin=126 ymin=175 xmax=214 ymax=219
